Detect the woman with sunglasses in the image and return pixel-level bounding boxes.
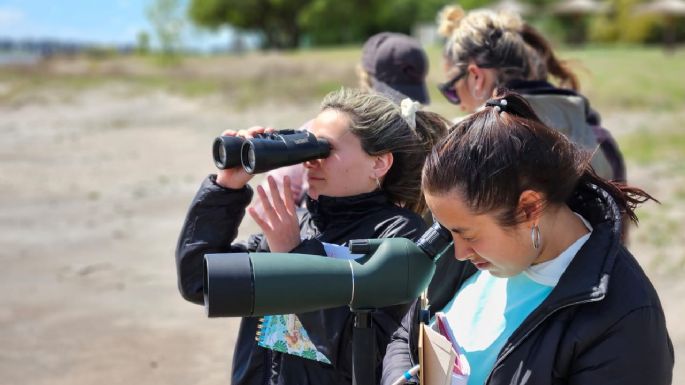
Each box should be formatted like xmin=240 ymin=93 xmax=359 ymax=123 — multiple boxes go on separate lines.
xmin=176 ymin=88 xmax=449 ymax=385
xmin=381 ymin=91 xmax=673 ymax=385
xmin=436 ymin=5 xmax=625 ymax=184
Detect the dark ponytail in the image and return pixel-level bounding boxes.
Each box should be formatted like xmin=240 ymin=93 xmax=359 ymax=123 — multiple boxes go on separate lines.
xmin=423 ymin=89 xmax=654 ymax=227
xmin=577 ymin=172 xmax=657 ymax=225
xmin=521 ymin=24 xmax=580 ymax=91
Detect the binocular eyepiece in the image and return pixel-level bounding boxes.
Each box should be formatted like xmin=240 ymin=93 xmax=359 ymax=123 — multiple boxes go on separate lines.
xmin=212 ymin=129 xmax=331 ymax=174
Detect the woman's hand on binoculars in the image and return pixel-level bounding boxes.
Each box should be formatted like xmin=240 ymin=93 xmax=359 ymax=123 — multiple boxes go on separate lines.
xmin=248 ymin=175 xmax=301 ymax=252
xmin=215 ymin=127 xmax=276 ymax=189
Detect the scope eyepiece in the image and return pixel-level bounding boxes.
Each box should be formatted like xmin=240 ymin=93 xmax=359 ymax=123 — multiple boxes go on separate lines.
xmin=415 ymin=222 xmax=452 ymax=260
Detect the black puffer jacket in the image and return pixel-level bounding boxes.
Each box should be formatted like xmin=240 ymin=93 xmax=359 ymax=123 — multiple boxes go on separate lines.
xmin=381 ymin=183 xmax=674 ymax=385
xmin=176 ymin=175 xmax=428 ymax=385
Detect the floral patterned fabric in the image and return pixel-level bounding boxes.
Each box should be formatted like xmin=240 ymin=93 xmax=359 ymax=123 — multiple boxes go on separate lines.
xmin=257 ymin=314 xmax=331 ymax=364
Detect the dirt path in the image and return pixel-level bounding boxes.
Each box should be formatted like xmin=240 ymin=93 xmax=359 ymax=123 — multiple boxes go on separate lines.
xmin=0 ymin=85 xmax=681 ymax=384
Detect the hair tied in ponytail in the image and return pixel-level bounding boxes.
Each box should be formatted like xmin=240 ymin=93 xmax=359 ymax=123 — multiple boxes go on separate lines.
xmin=400 ymin=98 xmax=420 ymax=130
xmin=485 ymin=97 xmax=508 ymax=113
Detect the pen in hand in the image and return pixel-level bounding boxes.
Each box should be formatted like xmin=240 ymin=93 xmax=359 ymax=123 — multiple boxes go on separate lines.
xmin=391 ymin=364 xmax=420 ymax=385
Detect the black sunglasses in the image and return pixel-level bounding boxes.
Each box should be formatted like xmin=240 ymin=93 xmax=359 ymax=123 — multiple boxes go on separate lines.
xmin=437 ymin=71 xmax=468 ymax=105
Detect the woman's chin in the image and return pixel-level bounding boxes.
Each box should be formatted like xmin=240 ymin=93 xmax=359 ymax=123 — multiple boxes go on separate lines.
xmin=307 ymin=189 xmax=320 ymax=200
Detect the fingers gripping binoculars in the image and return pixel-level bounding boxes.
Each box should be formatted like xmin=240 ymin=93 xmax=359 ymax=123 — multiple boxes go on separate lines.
xmin=203 ymin=222 xmax=453 ymax=317
xmin=212 ymin=129 xmax=331 ymax=174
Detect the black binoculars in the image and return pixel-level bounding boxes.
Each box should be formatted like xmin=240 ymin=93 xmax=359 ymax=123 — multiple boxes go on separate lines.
xmin=212 ymin=129 xmax=331 ymax=174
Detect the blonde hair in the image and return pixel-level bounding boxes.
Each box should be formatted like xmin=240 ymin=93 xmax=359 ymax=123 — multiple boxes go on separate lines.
xmin=355 ymin=64 xmax=373 ymax=91
xmin=437 ymin=5 xmax=579 ymax=90
xmin=321 ymin=88 xmax=449 ymax=214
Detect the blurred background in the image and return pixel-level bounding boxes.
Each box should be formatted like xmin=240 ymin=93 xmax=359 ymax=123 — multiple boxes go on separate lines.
xmin=1 ymin=0 xmax=683 ymax=384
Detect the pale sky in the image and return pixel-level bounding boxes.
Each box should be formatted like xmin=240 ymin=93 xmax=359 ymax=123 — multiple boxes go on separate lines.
xmin=0 ymin=0 xmax=244 ymax=51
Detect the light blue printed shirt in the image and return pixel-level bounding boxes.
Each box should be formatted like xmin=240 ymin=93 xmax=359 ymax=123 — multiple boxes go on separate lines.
xmin=442 ymin=214 xmax=592 ymax=385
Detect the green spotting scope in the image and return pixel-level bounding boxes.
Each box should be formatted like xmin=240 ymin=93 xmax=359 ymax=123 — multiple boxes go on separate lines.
xmin=203 ymin=222 xmax=452 ymax=317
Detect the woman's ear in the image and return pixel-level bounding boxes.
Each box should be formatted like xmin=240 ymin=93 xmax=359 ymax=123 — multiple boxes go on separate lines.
xmin=518 ymin=189 xmax=544 ymax=225
xmin=468 ymin=64 xmax=498 ymax=99
xmin=467 ymin=63 xmax=485 ymax=90
xmin=373 ymin=152 xmax=394 ymax=180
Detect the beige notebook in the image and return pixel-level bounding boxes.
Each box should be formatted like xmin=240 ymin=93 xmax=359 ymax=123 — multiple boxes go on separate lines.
xmin=418 ymin=323 xmax=458 ymax=385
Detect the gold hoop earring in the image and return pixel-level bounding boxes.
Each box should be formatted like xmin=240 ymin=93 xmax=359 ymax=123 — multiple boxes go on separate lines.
xmin=531 ymin=225 xmax=541 ymax=250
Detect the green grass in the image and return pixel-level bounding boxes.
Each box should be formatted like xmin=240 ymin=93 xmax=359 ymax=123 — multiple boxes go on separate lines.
xmin=0 ymin=71 xmax=222 ymax=101
xmin=562 ymin=46 xmax=685 ymax=111
xmin=619 ymin=128 xmax=685 ymax=165
xmin=0 ymin=50 xmax=361 ymax=105
xmin=1 ymin=45 xmax=683 ymax=113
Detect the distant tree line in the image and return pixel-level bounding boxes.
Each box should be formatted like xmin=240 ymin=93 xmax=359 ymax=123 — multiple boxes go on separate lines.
xmin=187 ymin=0 xmax=685 ymax=49
xmin=188 ymin=0 xmax=452 ymax=49
xmin=0 ymin=38 xmax=134 ymax=57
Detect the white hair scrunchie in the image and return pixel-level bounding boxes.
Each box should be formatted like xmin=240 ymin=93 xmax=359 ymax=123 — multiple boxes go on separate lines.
xmin=400 ymin=98 xmax=420 ymax=130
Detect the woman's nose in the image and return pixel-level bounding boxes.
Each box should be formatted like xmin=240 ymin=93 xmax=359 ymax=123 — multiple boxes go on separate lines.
xmin=453 ymin=240 xmax=472 ymax=261
xmin=303 ymin=159 xmax=318 ymax=169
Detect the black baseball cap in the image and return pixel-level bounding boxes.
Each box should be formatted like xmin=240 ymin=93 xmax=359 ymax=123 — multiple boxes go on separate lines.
xmin=361 ymin=32 xmax=430 ymax=105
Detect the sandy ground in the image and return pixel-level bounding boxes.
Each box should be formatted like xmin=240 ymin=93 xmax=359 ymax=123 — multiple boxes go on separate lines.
xmin=0 ymin=84 xmax=682 ymax=385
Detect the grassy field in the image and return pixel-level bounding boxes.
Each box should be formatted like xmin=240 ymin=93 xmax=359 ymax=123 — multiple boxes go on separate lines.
xmin=2 ymin=45 xmax=684 ymax=111
xmin=2 ymin=45 xmax=684 ymax=106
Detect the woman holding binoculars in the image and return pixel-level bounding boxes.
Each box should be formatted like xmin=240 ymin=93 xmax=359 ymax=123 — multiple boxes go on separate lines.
xmin=175 ymin=87 xmax=449 ymax=385
xmin=381 ymin=91 xmax=673 ymax=385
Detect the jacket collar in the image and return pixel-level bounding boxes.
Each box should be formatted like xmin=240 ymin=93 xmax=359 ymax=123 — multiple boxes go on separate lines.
xmin=304 ymin=190 xmax=390 ymax=231
xmin=505 ymin=79 xmax=577 ymax=97
xmin=549 ymin=183 xmax=623 ymax=303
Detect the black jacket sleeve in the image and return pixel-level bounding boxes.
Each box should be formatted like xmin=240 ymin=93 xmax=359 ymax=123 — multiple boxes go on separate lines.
xmin=382 ymin=253 xmax=474 ymax=385
xmin=381 ymin=300 xmax=421 ymax=385
xmin=175 ymin=175 xmax=254 ymax=304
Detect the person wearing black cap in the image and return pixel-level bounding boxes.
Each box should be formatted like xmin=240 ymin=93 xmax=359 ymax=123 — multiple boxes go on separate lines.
xmin=358 ymin=32 xmax=431 ymax=105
